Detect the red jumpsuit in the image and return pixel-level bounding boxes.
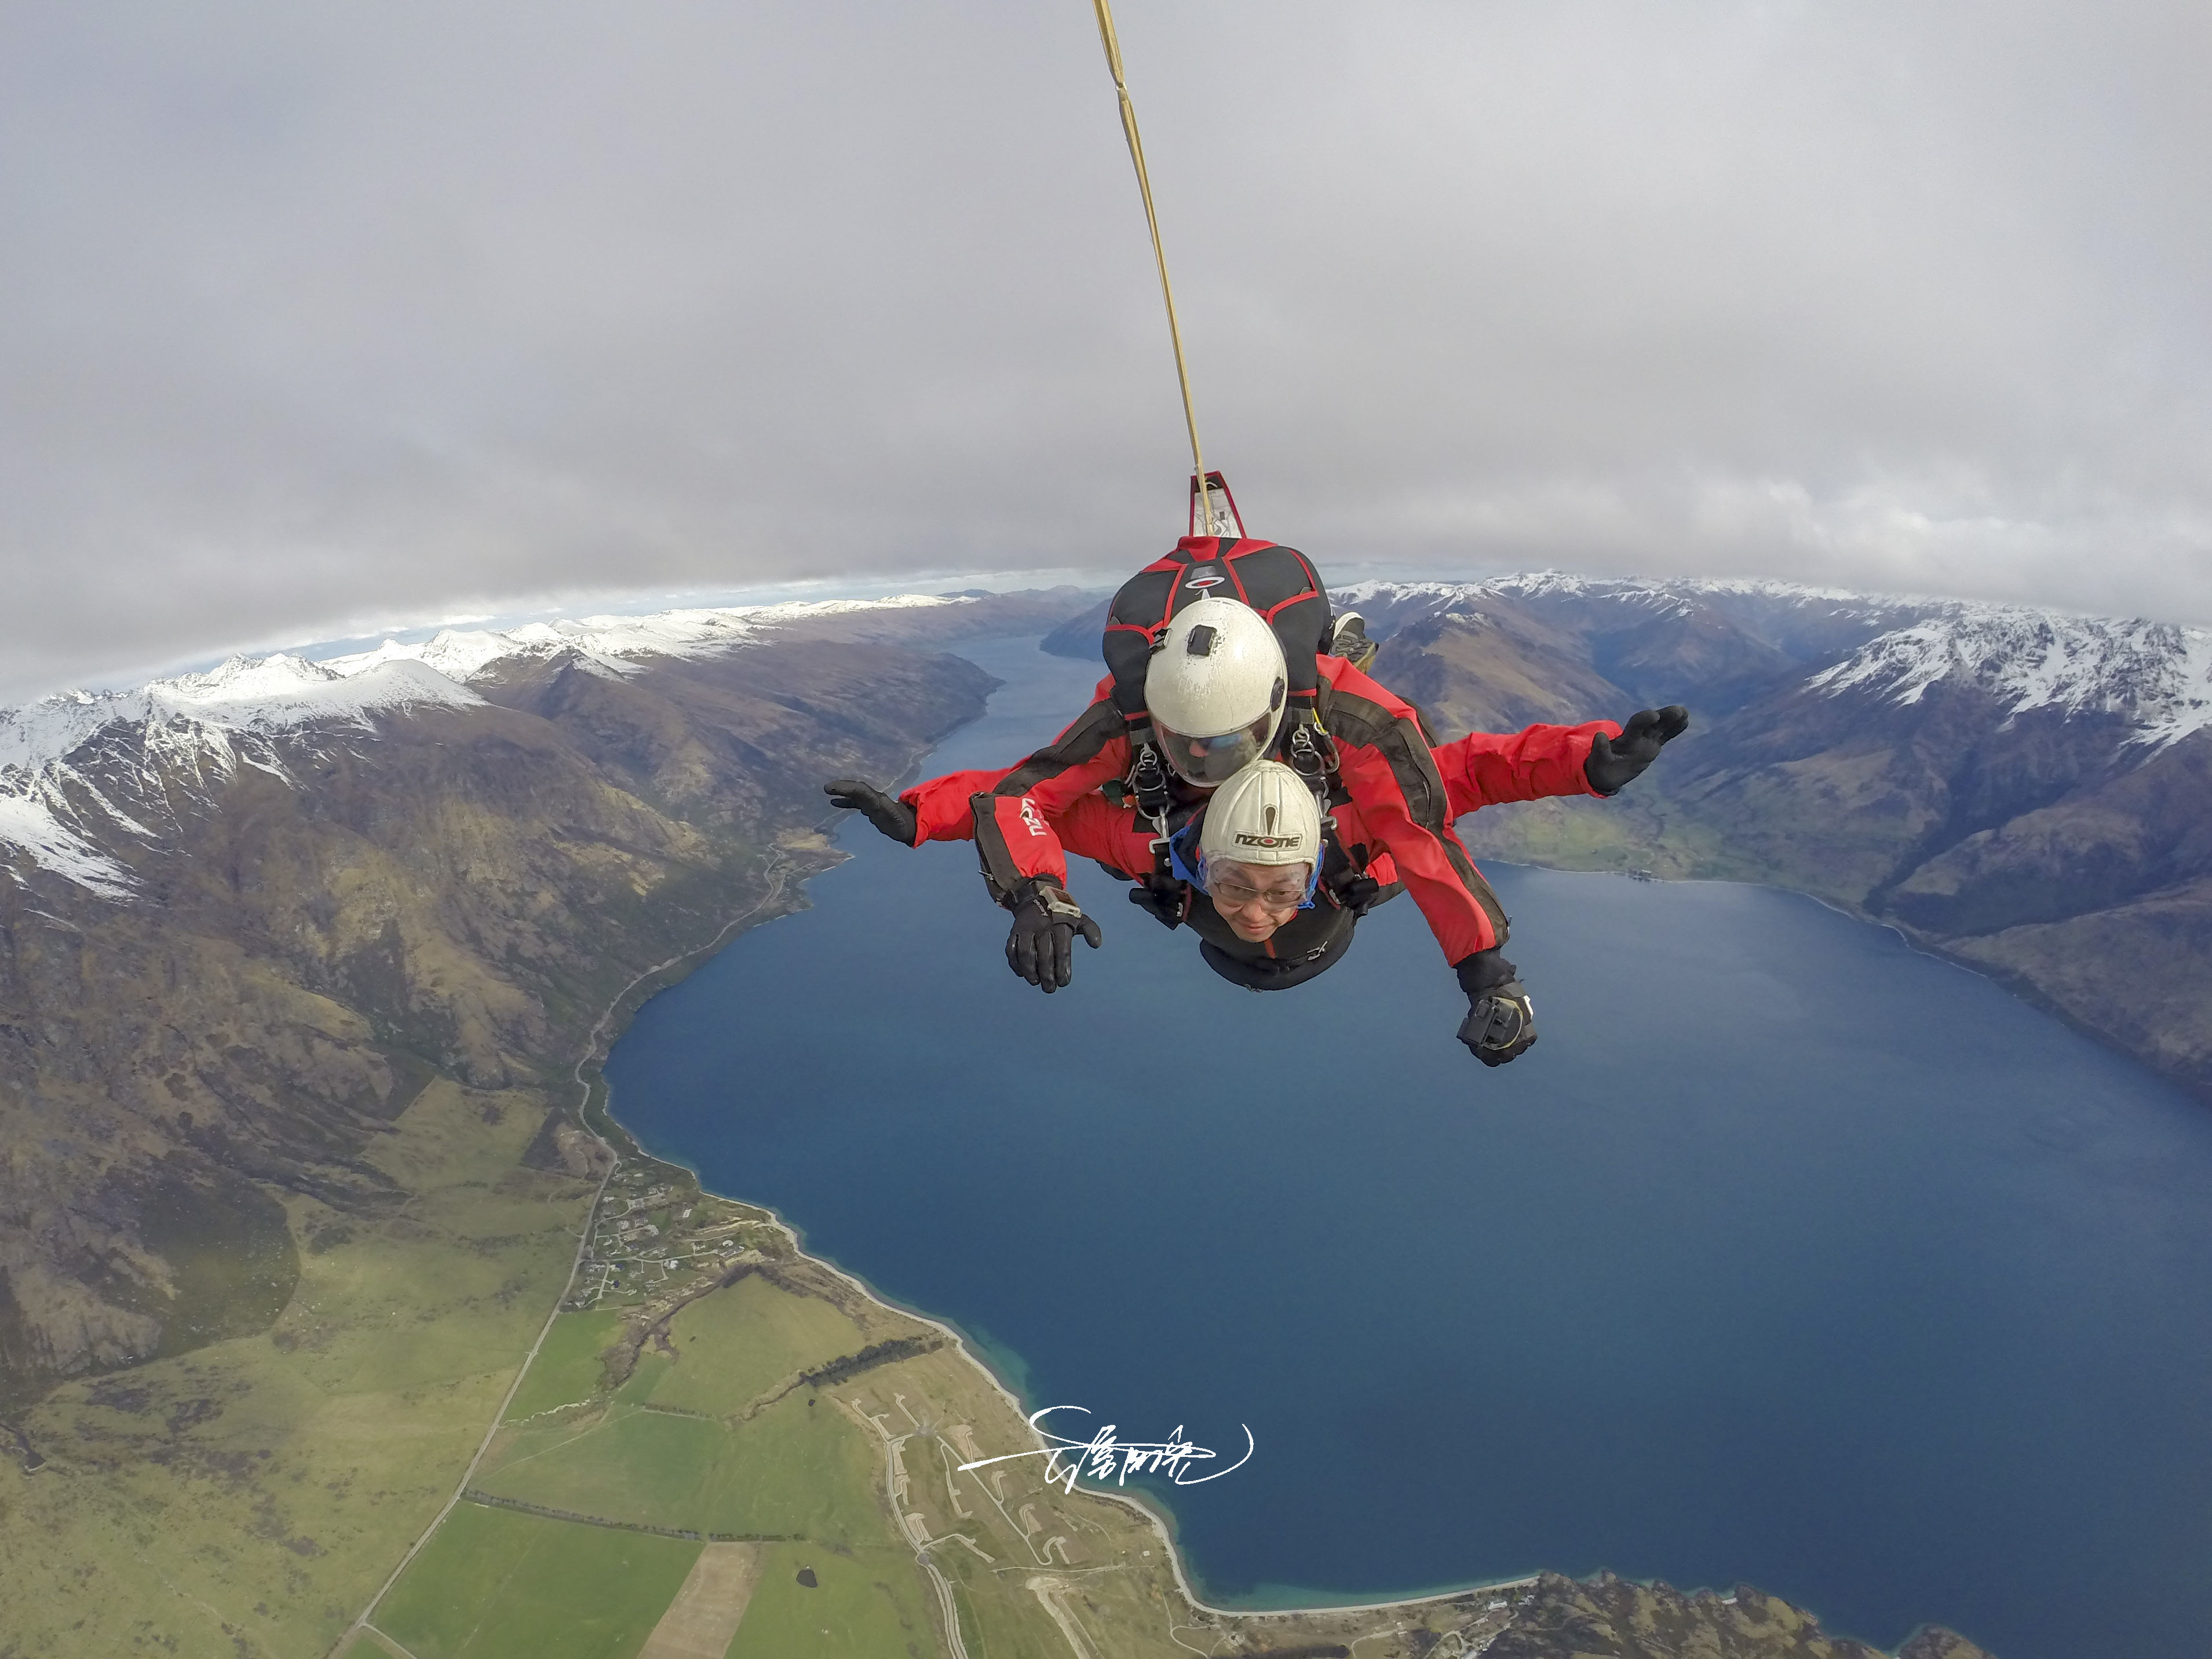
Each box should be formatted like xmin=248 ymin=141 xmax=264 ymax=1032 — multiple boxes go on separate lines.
xmin=902 ymin=655 xmax=1618 ymax=966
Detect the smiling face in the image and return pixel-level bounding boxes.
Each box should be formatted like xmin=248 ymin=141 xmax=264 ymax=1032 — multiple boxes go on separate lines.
xmin=1206 ymin=857 xmax=1312 ymax=942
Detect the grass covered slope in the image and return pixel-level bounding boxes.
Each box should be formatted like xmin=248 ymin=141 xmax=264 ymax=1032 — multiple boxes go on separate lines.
xmin=0 ymin=1079 xmax=597 ymax=1657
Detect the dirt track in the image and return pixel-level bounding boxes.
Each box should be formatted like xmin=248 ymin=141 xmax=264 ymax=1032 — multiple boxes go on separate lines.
xmin=636 ymin=1542 xmax=765 ymax=1659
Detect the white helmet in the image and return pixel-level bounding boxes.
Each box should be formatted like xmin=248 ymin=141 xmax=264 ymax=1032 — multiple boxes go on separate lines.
xmin=1144 ymin=596 xmax=1288 ymax=785
xmin=1197 ymin=760 xmax=1323 ymax=884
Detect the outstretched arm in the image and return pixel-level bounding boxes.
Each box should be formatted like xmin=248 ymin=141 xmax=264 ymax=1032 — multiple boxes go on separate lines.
xmin=1434 ymin=721 xmax=1619 ymax=816
xmin=823 ymin=766 xmax=1014 ymax=846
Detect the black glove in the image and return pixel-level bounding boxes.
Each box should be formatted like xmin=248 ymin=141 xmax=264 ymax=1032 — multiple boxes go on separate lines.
xmin=1331 ymin=872 xmax=1384 ymax=915
xmin=1007 ymin=881 xmax=1103 ymax=993
xmin=1455 ymin=948 xmax=1536 ymax=1068
xmin=1584 ymin=706 xmax=1689 ymax=795
xmin=823 ymin=779 xmax=918 ymax=846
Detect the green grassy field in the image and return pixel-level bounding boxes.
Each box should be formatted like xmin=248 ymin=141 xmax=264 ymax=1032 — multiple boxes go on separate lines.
xmin=477 ymin=1391 xmax=891 ymax=1545
xmin=630 ymin=1272 xmax=861 ymax=1413
xmin=372 ymin=1501 xmax=702 ymax=1659
xmin=475 ymin=1280 xmax=897 ymax=1547
xmin=1454 ymin=783 xmax=1739 ymax=880
xmin=726 ymin=1540 xmax=941 ymax=1659
xmin=0 ymin=1080 xmax=600 ymax=1658
xmin=503 ymin=1312 xmax=627 ymax=1423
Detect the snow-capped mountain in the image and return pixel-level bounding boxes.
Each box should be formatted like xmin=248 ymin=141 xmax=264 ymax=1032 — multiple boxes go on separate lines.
xmin=0 ymin=595 xmax=968 ymax=897
xmin=1343 ymin=572 xmax=2212 ymax=750
xmin=1808 ymin=610 xmax=2212 ymax=747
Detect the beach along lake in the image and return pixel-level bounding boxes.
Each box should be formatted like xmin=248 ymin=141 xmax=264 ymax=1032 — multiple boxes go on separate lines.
xmin=605 ymin=635 xmax=2212 ymax=1659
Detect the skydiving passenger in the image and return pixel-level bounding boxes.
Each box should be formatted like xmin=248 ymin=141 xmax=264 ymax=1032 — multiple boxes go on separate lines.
xmin=825 ymin=598 xmax=1687 ymax=1065
xmin=871 ymin=754 xmax=1380 ymax=994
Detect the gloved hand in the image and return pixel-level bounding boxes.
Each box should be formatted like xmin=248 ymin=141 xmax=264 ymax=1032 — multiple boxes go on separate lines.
xmin=1585 ymin=706 xmax=1689 ymax=795
xmin=823 ymin=779 xmax=918 ymax=846
xmin=1007 ymin=880 xmax=1103 ymax=993
xmin=1455 ymin=948 xmax=1537 ymax=1068
xmin=1331 ymin=872 xmax=1384 ymax=915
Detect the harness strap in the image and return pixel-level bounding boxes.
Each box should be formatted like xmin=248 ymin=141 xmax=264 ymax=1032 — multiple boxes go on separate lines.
xmin=1120 ymin=728 xmax=1187 ymax=927
xmin=1127 ymin=725 xmax=1174 ymax=837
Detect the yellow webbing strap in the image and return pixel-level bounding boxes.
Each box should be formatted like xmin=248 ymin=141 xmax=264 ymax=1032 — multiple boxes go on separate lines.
xmin=1090 ymin=0 xmax=1210 ymax=498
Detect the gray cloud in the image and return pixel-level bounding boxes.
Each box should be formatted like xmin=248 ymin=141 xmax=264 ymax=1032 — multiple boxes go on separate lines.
xmin=3 ymin=0 xmax=2207 ymax=701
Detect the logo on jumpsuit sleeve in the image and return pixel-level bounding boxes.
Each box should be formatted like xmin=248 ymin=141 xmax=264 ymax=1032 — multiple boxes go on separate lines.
xmin=1019 ymin=798 xmax=1049 ymax=838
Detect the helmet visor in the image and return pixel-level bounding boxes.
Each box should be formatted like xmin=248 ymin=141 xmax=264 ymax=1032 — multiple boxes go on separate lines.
xmin=1155 ymin=712 xmax=1275 ymax=786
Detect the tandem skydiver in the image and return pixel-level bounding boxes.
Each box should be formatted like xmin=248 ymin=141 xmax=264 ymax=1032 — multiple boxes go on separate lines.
xmin=826 ymin=595 xmax=1687 ymax=1064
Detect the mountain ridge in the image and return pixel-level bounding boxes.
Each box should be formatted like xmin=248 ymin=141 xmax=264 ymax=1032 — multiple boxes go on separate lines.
xmin=0 ymin=595 xmax=987 ymax=899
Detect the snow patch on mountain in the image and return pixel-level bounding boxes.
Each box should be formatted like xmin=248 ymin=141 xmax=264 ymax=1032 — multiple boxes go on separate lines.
xmin=170 ymin=653 xmax=484 ymax=724
xmin=1808 ymin=609 xmax=2212 ymax=745
xmin=0 ymin=593 xmax=967 ymax=896
xmin=0 ymin=795 xmax=137 ymax=898
xmin=0 ymin=656 xmax=483 ymax=778
xmin=323 ymin=595 xmax=963 ymax=685
xmin=0 ymin=656 xmax=486 ymax=897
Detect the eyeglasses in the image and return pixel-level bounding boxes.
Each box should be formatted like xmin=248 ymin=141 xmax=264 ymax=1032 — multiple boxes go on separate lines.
xmin=1210 ymin=876 xmax=1306 ymax=912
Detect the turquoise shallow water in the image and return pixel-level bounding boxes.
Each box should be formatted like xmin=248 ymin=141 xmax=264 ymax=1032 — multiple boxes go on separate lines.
xmin=607 ymin=637 xmax=2212 ymax=1659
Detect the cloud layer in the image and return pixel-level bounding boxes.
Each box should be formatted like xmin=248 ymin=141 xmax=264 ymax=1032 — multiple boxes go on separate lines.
xmin=3 ymin=0 xmax=2207 ymax=699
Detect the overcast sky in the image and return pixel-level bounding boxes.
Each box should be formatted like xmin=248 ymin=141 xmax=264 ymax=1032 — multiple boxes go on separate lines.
xmin=2 ymin=0 xmax=2207 ymax=701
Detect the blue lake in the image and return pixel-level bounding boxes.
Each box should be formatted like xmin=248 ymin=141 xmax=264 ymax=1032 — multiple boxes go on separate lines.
xmin=605 ymin=635 xmax=2212 ymax=1659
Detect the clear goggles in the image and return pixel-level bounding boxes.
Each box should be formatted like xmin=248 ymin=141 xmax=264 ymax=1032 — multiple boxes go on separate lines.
xmin=1167 ymin=824 xmax=1318 ymax=911
xmin=1153 ymin=712 xmax=1278 ymax=787
xmin=1207 ymin=864 xmax=1316 ymax=912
